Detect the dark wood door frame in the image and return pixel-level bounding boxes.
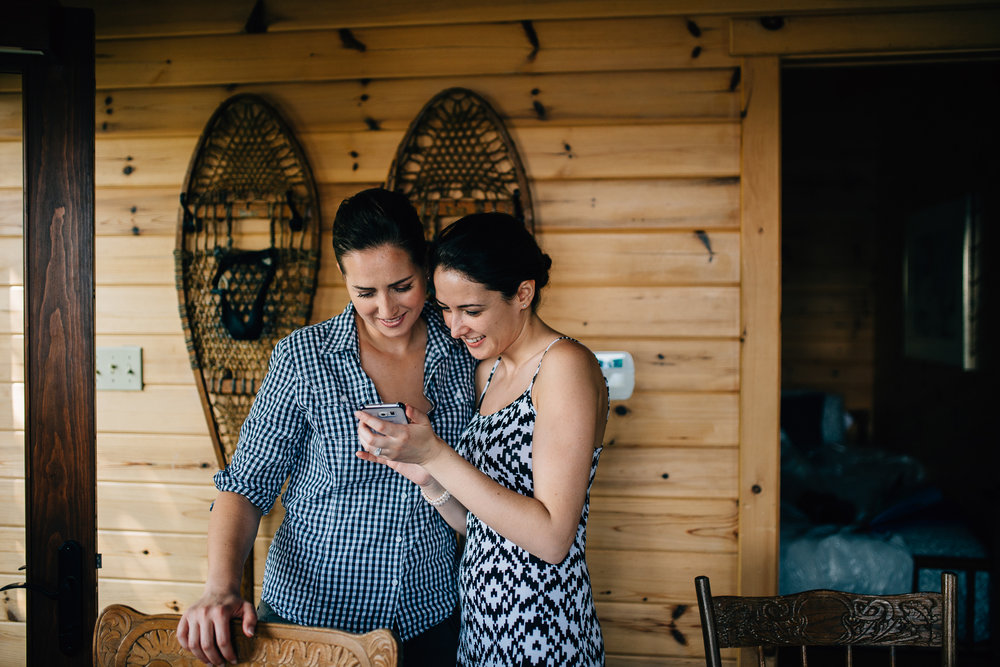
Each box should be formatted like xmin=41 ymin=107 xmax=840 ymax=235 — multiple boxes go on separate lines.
xmin=2 ymin=4 xmax=97 ymax=664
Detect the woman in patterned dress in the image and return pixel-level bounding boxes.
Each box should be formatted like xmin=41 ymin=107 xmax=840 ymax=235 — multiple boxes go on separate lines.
xmin=356 ymin=212 xmax=609 ymax=666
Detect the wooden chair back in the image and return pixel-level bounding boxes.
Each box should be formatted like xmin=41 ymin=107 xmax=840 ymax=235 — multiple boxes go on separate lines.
xmin=695 ymin=571 xmax=957 ymax=667
xmin=93 ymin=604 xmax=400 ymax=666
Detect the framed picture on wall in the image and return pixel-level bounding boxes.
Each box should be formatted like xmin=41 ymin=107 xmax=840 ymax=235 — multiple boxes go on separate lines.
xmin=902 ymin=194 xmax=980 ymax=371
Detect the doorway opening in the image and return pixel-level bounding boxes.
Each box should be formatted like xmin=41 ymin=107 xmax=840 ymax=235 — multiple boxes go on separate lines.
xmin=779 ymin=58 xmax=998 ymax=664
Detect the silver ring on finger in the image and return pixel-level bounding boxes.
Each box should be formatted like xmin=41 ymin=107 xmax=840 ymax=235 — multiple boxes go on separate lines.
xmin=374 ymin=447 xmax=383 ymax=456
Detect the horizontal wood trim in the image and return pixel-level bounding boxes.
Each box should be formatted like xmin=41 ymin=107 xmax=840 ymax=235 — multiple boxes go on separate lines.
xmin=589 ymin=547 xmax=735 ymax=603
xmin=90 ymin=17 xmax=733 ymax=90
xmin=542 ymin=230 xmax=739 ymax=286
xmin=63 ymin=123 xmax=739 ymax=190
xmin=606 ymin=392 xmax=739 ymax=447
xmin=0 ymin=620 xmax=24 ymax=666
xmin=97 ymin=481 xmax=215 ymax=534
xmin=541 ymin=286 xmax=741 ymax=339
xmin=0 ymin=526 xmax=24 ymax=573
xmin=75 ymin=0 xmax=1000 ymax=38
xmin=84 ymin=69 xmax=740 ymax=137
xmin=97 ymin=433 xmax=218 ymax=484
xmin=1 ymin=177 xmax=739 ymax=238
xmin=576 ymin=338 xmax=739 ymax=393
xmin=98 ymin=578 xmax=202 ymax=615
xmin=593 ymin=446 xmax=738 ymax=499
xmin=95 ymin=385 xmax=209 ymax=436
xmin=534 ymin=178 xmax=740 ymax=231
xmin=589 ymin=497 xmax=737 ymax=553
xmin=597 ymin=600 xmax=714 ymax=660
xmin=731 ymin=8 xmax=1000 ymax=56
xmin=82 ymin=229 xmax=739 ymax=289
xmin=0 ymin=334 xmax=23 ymax=383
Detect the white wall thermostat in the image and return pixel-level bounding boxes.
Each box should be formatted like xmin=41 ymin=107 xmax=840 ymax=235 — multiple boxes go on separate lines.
xmin=594 ymin=351 xmax=635 ymax=401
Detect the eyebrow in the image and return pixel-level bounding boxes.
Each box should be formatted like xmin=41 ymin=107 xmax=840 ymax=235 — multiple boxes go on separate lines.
xmin=351 ymin=274 xmax=414 ymax=291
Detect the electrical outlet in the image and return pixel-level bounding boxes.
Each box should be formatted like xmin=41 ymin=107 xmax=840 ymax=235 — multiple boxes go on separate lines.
xmin=96 ymin=346 xmax=143 ymax=391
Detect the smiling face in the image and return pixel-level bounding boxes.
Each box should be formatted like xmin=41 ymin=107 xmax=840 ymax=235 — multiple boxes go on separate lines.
xmin=341 ymin=244 xmax=427 ymax=341
xmin=433 ymin=267 xmax=532 ymax=360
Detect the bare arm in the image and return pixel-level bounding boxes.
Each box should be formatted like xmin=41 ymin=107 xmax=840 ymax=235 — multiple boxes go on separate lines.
xmin=357 ymin=341 xmax=607 ymax=564
xmin=177 ymin=491 xmax=263 ymax=665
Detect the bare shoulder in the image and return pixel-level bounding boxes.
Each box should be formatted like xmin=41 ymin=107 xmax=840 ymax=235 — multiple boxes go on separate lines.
xmin=534 ymin=337 xmax=605 ymax=397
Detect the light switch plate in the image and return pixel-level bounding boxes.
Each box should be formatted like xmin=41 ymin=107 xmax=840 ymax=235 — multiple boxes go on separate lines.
xmin=594 ymin=351 xmax=635 ymax=400
xmin=96 ymin=346 xmax=143 ymax=391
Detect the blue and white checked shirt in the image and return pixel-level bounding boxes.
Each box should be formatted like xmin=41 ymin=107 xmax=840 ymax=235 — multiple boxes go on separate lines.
xmin=214 ymin=302 xmax=476 ymax=640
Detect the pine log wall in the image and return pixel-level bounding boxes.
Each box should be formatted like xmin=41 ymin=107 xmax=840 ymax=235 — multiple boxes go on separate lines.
xmin=2 ymin=1 xmax=993 ymax=665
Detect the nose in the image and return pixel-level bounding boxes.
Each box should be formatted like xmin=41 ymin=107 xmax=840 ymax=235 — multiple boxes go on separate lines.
xmin=447 ymin=312 xmax=465 ymax=339
xmin=375 ymin=291 xmax=395 ymax=316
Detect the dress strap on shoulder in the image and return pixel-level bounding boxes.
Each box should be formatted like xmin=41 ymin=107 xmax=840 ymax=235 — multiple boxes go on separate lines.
xmin=477 ymin=357 xmax=503 ymax=410
xmin=527 ymin=336 xmax=574 ymax=396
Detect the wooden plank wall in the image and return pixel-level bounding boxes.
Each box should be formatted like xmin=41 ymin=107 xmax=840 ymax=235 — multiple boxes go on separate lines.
xmin=0 ymin=3 xmax=748 ymax=664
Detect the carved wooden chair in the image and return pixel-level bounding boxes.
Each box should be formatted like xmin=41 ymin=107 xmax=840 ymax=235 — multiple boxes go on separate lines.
xmin=695 ymin=572 xmax=957 ymax=666
xmin=93 ymin=604 xmax=400 ymax=666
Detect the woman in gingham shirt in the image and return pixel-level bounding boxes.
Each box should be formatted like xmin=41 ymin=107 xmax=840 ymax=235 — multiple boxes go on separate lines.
xmin=178 ymin=189 xmax=476 ymax=666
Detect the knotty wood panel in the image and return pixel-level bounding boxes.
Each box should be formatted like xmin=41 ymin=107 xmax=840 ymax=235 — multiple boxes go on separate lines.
xmin=0 ymin=334 xmax=22 ymax=383
xmin=534 ymin=178 xmax=740 ymax=231
xmin=600 ymin=600 xmax=731 ymax=662
xmin=90 ymin=229 xmax=738 ymax=288
xmin=593 ymin=446 xmax=738 ymax=499
xmin=738 ymin=57 xmax=781 ymax=608
xmin=1 ymin=178 xmax=740 ymax=237
xmin=96 ymin=386 xmax=209 ymax=435
xmin=541 ymin=286 xmax=740 ymax=338
xmin=589 ymin=548 xmax=734 ymax=603
xmin=0 ymin=621 xmax=24 ymax=666
xmin=542 ymin=230 xmax=738 ymax=286
xmin=0 ymin=526 xmax=24 ymax=573
xmin=92 ymin=70 xmax=740 ymax=136
xmin=575 ymin=338 xmax=739 ymax=392
xmin=97 ymin=579 xmax=202 ymax=615
xmin=597 ymin=600 xmax=709 ymax=660
xmin=74 ymin=0 xmax=1000 ymax=37
xmin=588 ymin=497 xmax=737 ymax=553
xmin=91 ymin=17 xmax=733 ymax=90
xmin=53 ymin=124 xmax=740 ymax=191
xmin=731 ymin=8 xmax=1000 ymax=56
xmin=97 ymin=433 xmax=217 ymax=484
xmin=605 ymin=392 xmax=739 ymax=447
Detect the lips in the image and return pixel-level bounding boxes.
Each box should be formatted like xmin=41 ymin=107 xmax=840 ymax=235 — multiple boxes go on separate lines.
xmin=463 ymin=335 xmax=485 ymax=347
xmin=379 ymin=314 xmax=405 ymax=328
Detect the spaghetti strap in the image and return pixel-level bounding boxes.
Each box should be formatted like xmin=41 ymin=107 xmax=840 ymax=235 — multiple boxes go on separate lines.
xmin=476 ymin=357 xmax=503 ymax=410
xmin=527 ymin=336 xmax=574 ymax=399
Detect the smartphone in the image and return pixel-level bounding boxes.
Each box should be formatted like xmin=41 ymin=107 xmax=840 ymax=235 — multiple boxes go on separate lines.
xmin=359 ymin=402 xmax=408 ymax=431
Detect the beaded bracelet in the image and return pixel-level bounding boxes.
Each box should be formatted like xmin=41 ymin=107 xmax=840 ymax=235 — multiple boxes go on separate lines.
xmin=420 ymin=488 xmax=451 ymax=507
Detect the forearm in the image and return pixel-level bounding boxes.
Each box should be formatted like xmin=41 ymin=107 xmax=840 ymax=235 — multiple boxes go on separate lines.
xmin=419 ymin=480 xmax=469 ymax=535
xmin=422 ymin=445 xmax=572 ymax=563
xmin=204 ymin=491 xmax=263 ymax=594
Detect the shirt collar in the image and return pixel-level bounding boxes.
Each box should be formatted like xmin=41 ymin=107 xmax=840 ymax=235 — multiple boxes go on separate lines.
xmin=320 ymin=301 xmax=462 ymax=364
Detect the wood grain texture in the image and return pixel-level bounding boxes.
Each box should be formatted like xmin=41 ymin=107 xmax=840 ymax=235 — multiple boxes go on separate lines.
xmin=737 ymin=55 xmax=781 ymax=635
xmin=90 ymin=17 xmax=732 ymax=90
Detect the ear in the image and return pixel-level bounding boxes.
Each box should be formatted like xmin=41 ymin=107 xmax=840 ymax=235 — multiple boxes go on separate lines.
xmin=515 ymin=280 xmax=535 ymax=310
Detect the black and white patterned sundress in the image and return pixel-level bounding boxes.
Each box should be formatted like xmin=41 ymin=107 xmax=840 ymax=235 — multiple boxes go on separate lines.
xmin=456 ymin=337 xmax=605 ymax=666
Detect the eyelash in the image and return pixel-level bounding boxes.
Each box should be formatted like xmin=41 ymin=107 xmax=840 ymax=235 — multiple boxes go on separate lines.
xmin=357 ymin=284 xmax=413 ymax=298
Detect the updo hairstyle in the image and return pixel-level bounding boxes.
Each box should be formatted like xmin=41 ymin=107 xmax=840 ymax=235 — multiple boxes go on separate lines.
xmin=429 ymin=212 xmax=552 ymax=312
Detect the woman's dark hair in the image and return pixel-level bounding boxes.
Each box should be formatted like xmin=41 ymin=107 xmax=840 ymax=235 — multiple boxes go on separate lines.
xmin=429 ymin=212 xmax=551 ymax=311
xmin=331 ymin=188 xmax=426 ymax=271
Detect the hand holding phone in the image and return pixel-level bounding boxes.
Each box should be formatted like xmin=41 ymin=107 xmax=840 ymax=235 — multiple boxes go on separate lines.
xmin=359 ymin=402 xmax=408 ymax=436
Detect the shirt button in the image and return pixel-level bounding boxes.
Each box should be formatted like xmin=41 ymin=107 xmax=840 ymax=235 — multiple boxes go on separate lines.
xmin=401 ymin=492 xmax=407 ymax=500
xmin=395 ymin=535 xmax=403 ymax=543
xmin=339 ymin=394 xmax=350 ymax=404
xmin=391 ymin=578 xmax=399 ymax=587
